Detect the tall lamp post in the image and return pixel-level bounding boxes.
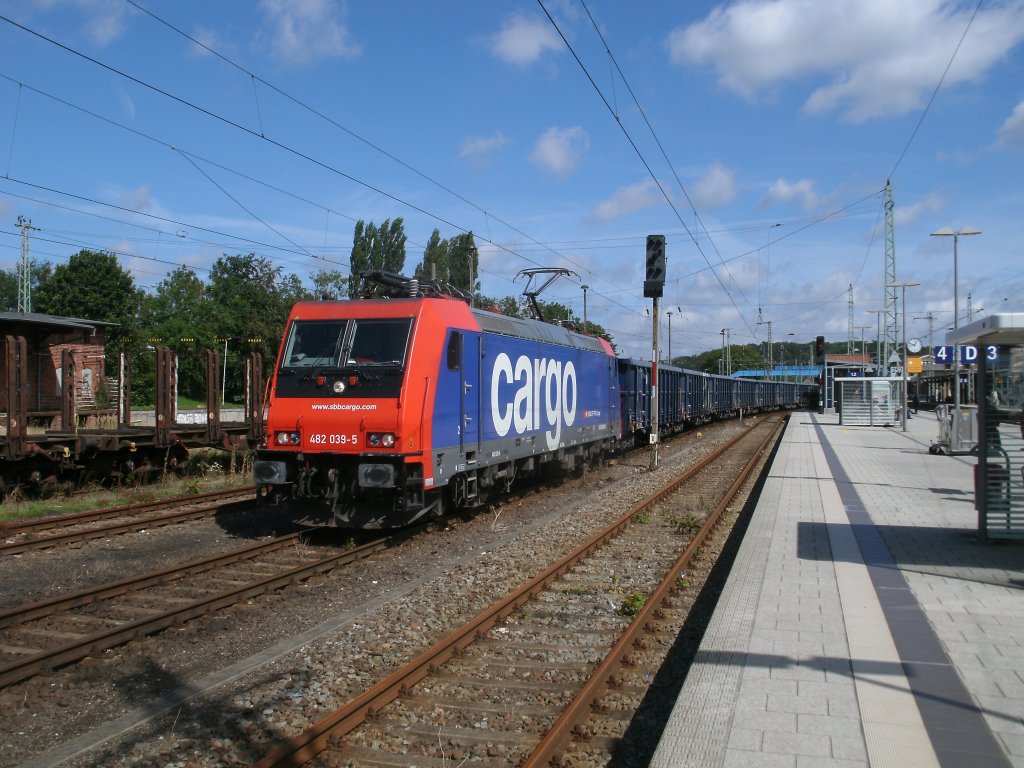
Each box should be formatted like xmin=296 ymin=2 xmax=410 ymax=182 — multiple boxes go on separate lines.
xmin=866 ymin=309 xmax=886 ymax=374
xmin=581 ymin=284 xmax=589 ymax=335
xmin=665 ymin=310 xmax=673 ymax=364
xmin=891 ymin=281 xmax=919 ymax=432
xmin=220 ymin=336 xmax=239 ymax=406
xmin=855 ymin=325 xmax=872 ymax=374
xmin=930 ymin=226 xmax=981 ymax=451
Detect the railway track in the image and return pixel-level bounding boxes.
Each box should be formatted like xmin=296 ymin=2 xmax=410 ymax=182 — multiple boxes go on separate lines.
xmin=0 ymin=486 xmax=254 ymax=555
xmin=0 ymin=526 xmax=420 ymax=689
xmin=253 ymin=413 xmax=786 ymax=767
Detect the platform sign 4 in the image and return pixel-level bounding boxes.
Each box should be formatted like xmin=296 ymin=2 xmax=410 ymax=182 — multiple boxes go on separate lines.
xmin=933 ymin=345 xmax=999 ymax=365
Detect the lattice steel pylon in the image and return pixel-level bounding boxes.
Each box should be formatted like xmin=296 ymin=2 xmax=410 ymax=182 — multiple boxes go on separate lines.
xmin=883 ymin=181 xmax=897 ymax=372
xmin=16 ymin=216 xmax=38 ymax=314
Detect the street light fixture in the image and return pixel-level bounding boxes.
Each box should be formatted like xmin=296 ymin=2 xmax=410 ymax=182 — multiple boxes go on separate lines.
xmin=891 ymin=281 xmax=919 ymax=432
xmin=930 ymin=226 xmax=981 ymax=451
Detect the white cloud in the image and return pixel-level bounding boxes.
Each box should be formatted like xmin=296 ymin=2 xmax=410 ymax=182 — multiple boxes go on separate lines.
xmin=692 ymin=163 xmax=738 ymax=210
xmin=997 ymin=100 xmax=1024 ymax=148
xmin=491 ymin=12 xmax=562 ymax=66
xmin=119 ymin=185 xmax=153 ymax=212
xmin=760 ymin=178 xmax=820 ymax=211
xmin=592 ymin=179 xmax=661 ymax=222
xmin=82 ymin=0 xmax=127 ymax=46
xmin=530 ymin=126 xmax=589 ymax=177
xmin=186 ymin=26 xmax=222 ymax=58
xmin=894 ymin=192 xmax=944 ymax=227
xmin=667 ymin=0 xmax=1024 ymax=122
xmin=458 ymin=131 xmax=512 ymax=163
xmin=258 ymin=0 xmax=361 ymax=66
xmin=28 ymin=0 xmax=129 ymax=46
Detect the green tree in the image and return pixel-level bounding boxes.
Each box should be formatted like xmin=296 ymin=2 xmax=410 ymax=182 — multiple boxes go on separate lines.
xmin=33 ymin=249 xmax=141 ymax=364
xmin=533 ymin=300 xmax=615 ymax=350
xmin=279 ymin=272 xmax=311 ymax=310
xmin=414 ymin=229 xmax=448 ymax=284
xmin=139 ymin=267 xmax=212 ymax=401
xmin=0 ymin=260 xmax=52 ymax=311
xmin=413 ymin=230 xmax=477 ymax=297
xmin=348 ymin=218 xmax=407 ymax=297
xmin=310 ymin=268 xmax=348 ymax=300
xmin=445 ymin=232 xmax=477 ymax=296
xmin=206 ymin=254 xmax=292 ymax=401
xmin=478 ymin=294 xmax=522 ymax=317
xmin=0 ymin=269 xmax=15 ymax=311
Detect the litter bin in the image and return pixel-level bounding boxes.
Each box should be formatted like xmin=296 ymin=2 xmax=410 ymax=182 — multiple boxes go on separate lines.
xmin=974 ymin=455 xmax=1011 ymax=519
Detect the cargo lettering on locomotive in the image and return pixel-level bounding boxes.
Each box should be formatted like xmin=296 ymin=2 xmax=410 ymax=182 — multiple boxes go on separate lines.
xmin=490 ymin=352 xmax=577 ymax=450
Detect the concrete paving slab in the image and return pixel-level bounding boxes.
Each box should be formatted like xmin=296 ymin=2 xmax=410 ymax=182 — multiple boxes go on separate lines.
xmin=650 ymin=409 xmax=1024 ymax=768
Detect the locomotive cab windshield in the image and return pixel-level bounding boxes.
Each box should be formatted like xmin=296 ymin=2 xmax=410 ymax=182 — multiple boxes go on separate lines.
xmin=276 ymin=317 xmax=413 ymax=398
xmin=282 ymin=317 xmax=412 ymax=370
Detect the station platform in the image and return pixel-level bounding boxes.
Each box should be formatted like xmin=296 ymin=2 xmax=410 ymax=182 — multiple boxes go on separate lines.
xmin=651 ymin=409 xmax=1024 ymax=768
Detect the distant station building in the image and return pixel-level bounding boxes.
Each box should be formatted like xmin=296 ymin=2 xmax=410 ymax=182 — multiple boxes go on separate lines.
xmin=0 ymin=311 xmax=111 ymax=426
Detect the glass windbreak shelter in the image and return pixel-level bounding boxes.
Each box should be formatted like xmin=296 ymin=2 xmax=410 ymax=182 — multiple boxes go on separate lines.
xmin=948 ymin=313 xmax=1024 ymax=541
xmin=836 ymin=377 xmax=898 ymax=426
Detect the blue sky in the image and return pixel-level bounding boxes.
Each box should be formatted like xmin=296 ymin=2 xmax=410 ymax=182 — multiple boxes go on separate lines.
xmin=1 ymin=0 xmax=1022 ymax=361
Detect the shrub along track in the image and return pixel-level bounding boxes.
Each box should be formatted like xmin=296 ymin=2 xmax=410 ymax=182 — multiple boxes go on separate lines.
xmin=253 ymin=414 xmax=786 ymax=768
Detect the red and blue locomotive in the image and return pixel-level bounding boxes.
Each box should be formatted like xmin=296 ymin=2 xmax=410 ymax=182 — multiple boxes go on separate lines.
xmin=254 ymin=276 xmax=619 ymax=528
xmin=254 ymin=273 xmax=815 ymax=528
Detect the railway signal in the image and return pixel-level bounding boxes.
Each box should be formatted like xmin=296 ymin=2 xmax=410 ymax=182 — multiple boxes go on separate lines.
xmin=644 ymin=234 xmax=666 ymax=468
xmin=644 ymin=234 xmax=665 ymax=299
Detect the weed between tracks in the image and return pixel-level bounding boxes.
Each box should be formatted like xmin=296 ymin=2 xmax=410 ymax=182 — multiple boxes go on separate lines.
xmin=619 ymin=591 xmax=646 ymax=617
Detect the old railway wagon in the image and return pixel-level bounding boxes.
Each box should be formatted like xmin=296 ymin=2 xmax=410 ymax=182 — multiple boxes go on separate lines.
xmin=254 ymin=273 xmax=816 ymax=529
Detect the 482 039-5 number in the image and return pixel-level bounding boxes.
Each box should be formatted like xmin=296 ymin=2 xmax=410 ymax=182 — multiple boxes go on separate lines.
xmin=309 ymin=433 xmax=358 ymax=446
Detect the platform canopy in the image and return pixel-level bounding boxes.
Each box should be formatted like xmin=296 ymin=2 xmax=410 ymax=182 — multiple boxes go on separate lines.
xmin=946 ymin=312 xmax=1024 ymax=346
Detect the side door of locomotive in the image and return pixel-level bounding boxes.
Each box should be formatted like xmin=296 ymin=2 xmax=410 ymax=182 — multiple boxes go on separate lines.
xmin=457 ymin=331 xmax=481 ymax=457
xmin=440 ymin=330 xmax=481 ymax=459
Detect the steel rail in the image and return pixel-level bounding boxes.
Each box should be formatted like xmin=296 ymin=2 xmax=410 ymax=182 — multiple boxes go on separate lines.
xmin=0 ymin=528 xmax=417 ymax=690
xmin=0 ymin=489 xmax=254 ymax=555
xmin=521 ymin=415 xmax=786 ymax=766
xmin=0 ymin=487 xmax=252 ymax=534
xmin=252 ymin=414 xmax=784 ymax=768
xmin=0 ymin=532 xmax=304 ymax=629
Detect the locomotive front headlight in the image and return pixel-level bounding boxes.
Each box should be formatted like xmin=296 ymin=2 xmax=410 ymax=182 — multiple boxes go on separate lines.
xmin=275 ymin=431 xmax=301 ymax=446
xmin=366 ymin=432 xmax=396 ymax=448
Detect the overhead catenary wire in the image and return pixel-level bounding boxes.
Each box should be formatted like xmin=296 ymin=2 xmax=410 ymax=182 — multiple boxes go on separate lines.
xmin=887 ymin=0 xmax=984 ymax=181
xmin=2 ymin=6 xmax=993 ymax=359
xmin=576 ymin=0 xmax=759 ymax=318
xmin=539 ymin=0 xmax=759 ymax=339
xmin=0 ymin=16 xmax=653 ymax=324
xmin=121 ymin=0 xmax=609 ymax=288
xmin=0 ymin=15 xmax=555 ymax=275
